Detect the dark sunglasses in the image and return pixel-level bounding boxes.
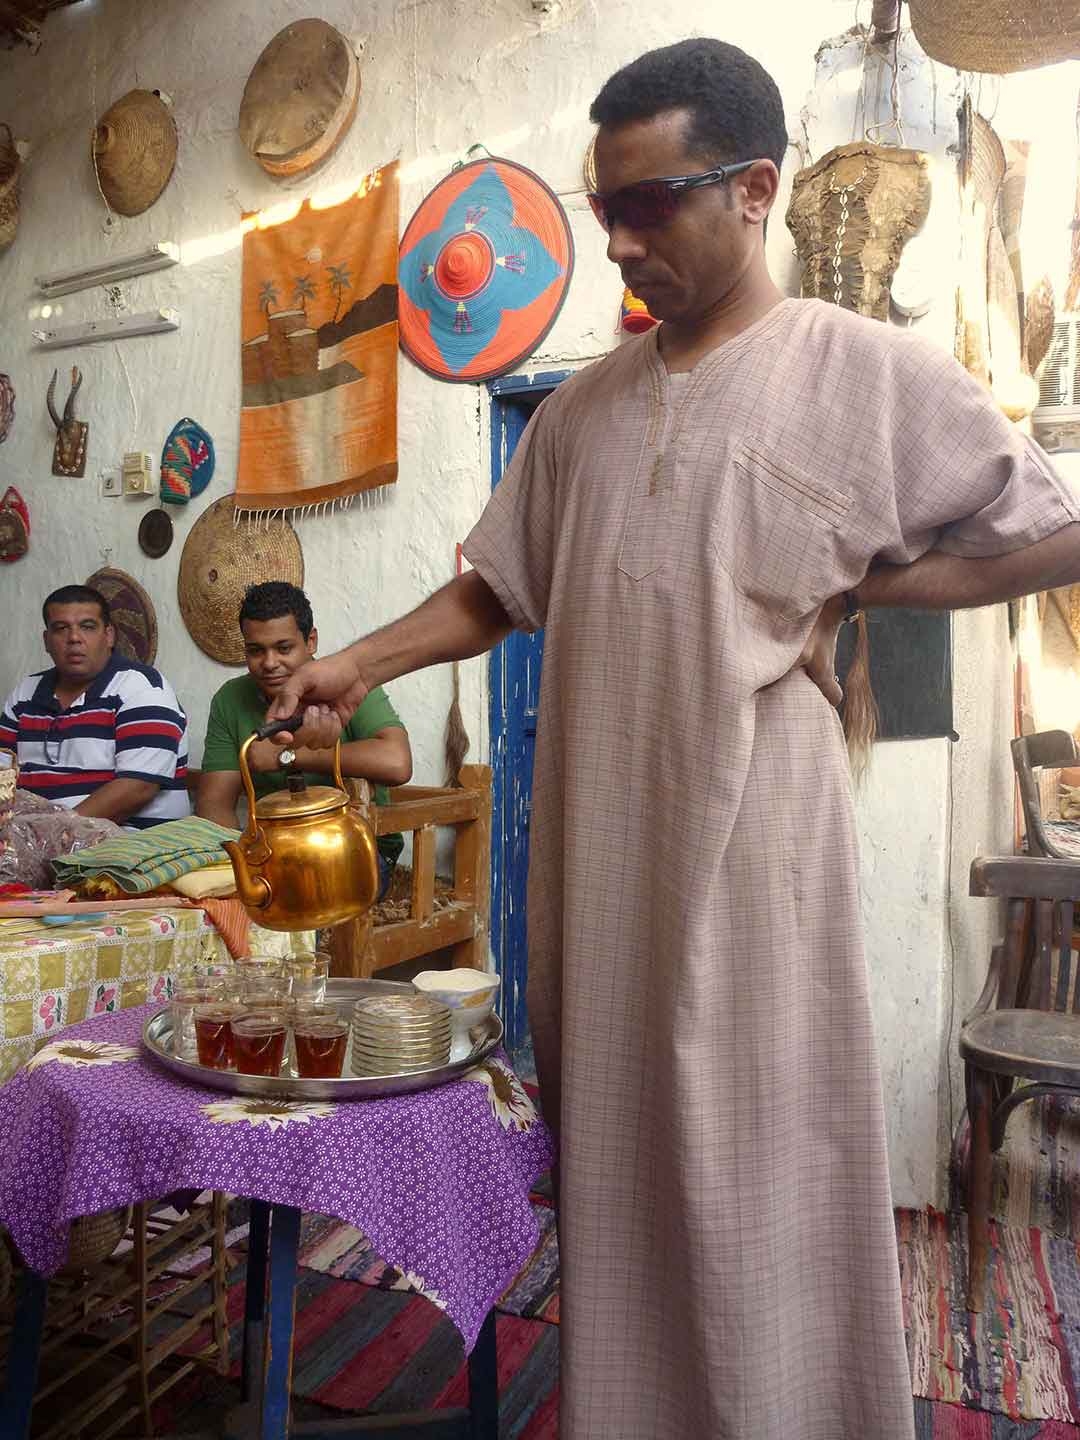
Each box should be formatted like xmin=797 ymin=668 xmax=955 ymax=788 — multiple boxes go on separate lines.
xmin=587 ymin=159 xmax=760 ymax=232
xmin=43 ymin=718 xmax=63 ymax=766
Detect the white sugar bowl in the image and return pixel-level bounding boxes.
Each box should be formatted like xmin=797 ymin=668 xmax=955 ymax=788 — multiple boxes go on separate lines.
xmin=411 ymin=968 xmax=500 ymax=1060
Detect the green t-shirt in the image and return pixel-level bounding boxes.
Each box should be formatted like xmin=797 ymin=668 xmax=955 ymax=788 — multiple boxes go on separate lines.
xmin=201 ymin=674 xmax=404 ymax=866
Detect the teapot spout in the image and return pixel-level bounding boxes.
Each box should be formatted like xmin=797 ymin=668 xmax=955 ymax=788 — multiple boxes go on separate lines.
xmin=223 ymin=840 xmax=271 ymax=913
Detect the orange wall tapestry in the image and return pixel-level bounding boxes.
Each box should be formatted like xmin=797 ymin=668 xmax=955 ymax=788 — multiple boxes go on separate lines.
xmin=236 ymin=161 xmax=399 ymax=513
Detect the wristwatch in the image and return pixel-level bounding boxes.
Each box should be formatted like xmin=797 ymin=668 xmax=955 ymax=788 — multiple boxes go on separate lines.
xmin=841 ymin=589 xmax=863 ymax=625
xmin=277 ymin=748 xmax=297 ymax=768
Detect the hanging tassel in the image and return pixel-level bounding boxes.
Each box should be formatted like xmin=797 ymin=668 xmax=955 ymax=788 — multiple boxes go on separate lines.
xmin=444 ymin=542 xmax=470 ymax=787
xmin=841 ymin=611 xmax=879 ymax=786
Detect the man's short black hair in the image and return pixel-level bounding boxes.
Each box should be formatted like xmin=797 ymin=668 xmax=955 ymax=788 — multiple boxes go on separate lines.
xmin=42 ymin=585 xmax=111 ymax=627
xmin=239 ymin=582 xmax=314 ymax=640
xmin=589 ymin=38 xmax=787 ymax=174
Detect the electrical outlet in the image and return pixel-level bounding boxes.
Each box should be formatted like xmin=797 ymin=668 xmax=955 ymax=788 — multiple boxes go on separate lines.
xmin=100 ymin=469 xmax=121 ymax=498
xmin=122 ymin=452 xmax=154 ymax=495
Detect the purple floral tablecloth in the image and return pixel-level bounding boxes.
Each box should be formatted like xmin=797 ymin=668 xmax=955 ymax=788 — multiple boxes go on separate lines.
xmin=0 ymin=1004 xmax=554 ymax=1350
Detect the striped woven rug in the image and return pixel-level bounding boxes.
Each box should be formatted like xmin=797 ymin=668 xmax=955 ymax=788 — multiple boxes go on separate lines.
xmin=153 ymin=1254 xmax=560 ymax=1438
xmin=950 ymin=1095 xmax=1080 ymax=1242
xmin=298 ymin=1196 xmax=560 ymax=1323
xmin=913 ymin=1401 xmax=1080 ymax=1436
xmin=149 ymin=1200 xmax=1080 ymax=1437
xmin=899 ymin=1207 xmax=1080 ymax=1424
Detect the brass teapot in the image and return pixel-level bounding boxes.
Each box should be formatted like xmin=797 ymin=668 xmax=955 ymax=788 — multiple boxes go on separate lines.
xmin=223 ymin=717 xmax=379 ymax=931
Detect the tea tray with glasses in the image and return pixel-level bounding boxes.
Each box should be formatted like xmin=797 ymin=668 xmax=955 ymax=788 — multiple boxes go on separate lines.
xmin=142 ymin=977 xmax=503 ymax=1101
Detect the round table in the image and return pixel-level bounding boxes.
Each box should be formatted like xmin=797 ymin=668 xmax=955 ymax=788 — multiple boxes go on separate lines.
xmin=0 ymin=1003 xmax=553 ymax=1439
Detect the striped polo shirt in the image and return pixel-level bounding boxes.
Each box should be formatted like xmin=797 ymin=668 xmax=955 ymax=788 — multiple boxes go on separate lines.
xmin=0 ymin=655 xmax=191 ymax=829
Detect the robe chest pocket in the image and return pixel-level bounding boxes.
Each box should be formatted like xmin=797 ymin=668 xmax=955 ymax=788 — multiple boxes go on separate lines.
xmin=714 ymin=443 xmax=853 ymax=619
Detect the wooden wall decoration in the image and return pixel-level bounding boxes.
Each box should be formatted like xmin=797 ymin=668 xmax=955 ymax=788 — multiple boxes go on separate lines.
xmin=45 ymin=366 xmax=88 ymax=478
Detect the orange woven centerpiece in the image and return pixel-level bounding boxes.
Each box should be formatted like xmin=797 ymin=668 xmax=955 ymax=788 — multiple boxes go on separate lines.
xmin=398 ymin=157 xmax=573 ymax=383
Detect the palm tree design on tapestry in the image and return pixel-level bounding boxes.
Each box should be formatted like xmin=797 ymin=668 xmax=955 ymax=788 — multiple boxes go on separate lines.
xmin=292 ymin=274 xmax=316 ymax=315
xmin=326 ymin=263 xmax=352 ymax=324
xmin=257 ymin=279 xmax=279 ymax=316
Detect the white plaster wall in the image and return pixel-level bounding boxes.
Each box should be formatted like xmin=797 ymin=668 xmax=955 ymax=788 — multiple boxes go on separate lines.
xmin=0 ymin=0 xmax=831 ymax=780
xmin=0 ymin=0 xmax=1074 ymax=1205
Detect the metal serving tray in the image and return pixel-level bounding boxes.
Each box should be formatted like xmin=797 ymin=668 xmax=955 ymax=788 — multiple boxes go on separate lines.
xmin=141 ymin=977 xmax=502 ymax=1101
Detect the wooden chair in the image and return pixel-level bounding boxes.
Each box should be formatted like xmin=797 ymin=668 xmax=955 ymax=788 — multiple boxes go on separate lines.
xmin=1011 ymin=730 xmax=1080 ymax=858
xmin=961 ymin=854 xmax=1080 ymax=1310
xmin=326 ymin=765 xmax=493 ymax=979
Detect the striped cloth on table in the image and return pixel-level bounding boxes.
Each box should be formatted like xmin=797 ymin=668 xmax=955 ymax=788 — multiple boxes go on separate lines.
xmin=52 ymin=817 xmax=239 ymax=894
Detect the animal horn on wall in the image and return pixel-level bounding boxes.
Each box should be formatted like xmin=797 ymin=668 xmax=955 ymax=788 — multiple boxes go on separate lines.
xmin=63 ymin=367 xmax=82 ymax=424
xmin=47 ymin=365 xmax=89 ymax=478
xmin=45 ymin=370 xmax=61 ymax=430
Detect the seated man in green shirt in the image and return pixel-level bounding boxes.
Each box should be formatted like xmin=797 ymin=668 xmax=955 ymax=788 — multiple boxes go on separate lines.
xmin=196 ymin=581 xmax=411 ymax=897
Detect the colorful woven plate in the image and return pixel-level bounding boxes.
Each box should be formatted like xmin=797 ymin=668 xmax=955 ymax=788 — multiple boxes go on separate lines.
xmin=84 ymin=566 xmax=158 ymax=666
xmin=161 ymin=417 xmax=215 ymax=505
xmin=398 ymin=158 xmax=573 ymax=383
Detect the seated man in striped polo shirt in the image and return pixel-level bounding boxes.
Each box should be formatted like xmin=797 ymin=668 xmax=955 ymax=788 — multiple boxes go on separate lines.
xmin=0 ymin=585 xmax=191 ymax=829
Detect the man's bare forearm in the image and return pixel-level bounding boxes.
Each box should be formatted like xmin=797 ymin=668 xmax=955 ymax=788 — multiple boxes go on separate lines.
xmin=347 ymin=571 xmax=514 ymax=689
xmin=858 ymin=523 xmax=1080 ymax=611
xmin=76 ymin=777 xmax=159 ymax=824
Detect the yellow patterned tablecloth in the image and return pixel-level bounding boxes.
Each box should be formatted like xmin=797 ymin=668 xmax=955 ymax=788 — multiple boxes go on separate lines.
xmin=0 ymin=909 xmax=228 ymax=1080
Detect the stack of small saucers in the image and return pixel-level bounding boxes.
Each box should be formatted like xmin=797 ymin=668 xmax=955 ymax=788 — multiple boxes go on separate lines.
xmin=350 ymin=993 xmax=452 ymax=1077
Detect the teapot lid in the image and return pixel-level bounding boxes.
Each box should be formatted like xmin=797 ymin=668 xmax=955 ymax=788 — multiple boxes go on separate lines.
xmin=253 ymin=776 xmax=347 ymax=821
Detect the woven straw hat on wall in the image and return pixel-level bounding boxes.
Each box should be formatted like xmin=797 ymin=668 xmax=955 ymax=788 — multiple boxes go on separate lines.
xmin=908 ymin=0 xmax=1080 ymax=74
xmin=239 ymin=19 xmax=359 ymax=178
xmin=178 ymin=496 xmax=304 ymax=665
xmin=93 ymin=89 xmax=178 ymax=217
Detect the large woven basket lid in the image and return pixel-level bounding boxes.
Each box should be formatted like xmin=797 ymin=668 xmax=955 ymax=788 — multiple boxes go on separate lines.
xmin=85 ymin=566 xmax=158 ymax=666
xmin=909 ymin=0 xmax=1080 ymax=74
xmin=93 ymin=89 xmax=178 ymax=217
xmin=239 ymin=20 xmax=359 ymax=178
xmin=178 ymin=496 xmax=303 ymax=665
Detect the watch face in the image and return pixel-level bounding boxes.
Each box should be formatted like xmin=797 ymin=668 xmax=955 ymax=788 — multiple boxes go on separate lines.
xmin=278 ymin=748 xmax=296 ymax=768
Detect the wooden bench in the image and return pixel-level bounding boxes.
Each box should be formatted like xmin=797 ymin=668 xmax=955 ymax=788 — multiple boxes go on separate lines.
xmin=326 ymin=764 xmax=493 ymax=979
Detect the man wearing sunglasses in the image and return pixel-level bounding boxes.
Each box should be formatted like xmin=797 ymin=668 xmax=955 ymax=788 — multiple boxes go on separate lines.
xmin=263 ymin=38 xmax=1080 ymax=1440
xmin=0 ymin=585 xmax=190 ymax=829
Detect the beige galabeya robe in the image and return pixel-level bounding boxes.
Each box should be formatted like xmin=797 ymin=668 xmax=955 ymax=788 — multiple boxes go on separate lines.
xmin=464 ymin=298 xmax=1078 ymax=1439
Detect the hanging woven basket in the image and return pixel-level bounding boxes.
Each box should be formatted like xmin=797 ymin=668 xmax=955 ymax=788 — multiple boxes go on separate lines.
xmin=92 ymin=89 xmax=177 ymax=217
xmin=0 ymin=124 xmax=20 ymax=253
xmin=908 ymin=0 xmax=1080 ymax=74
xmin=61 ymin=1205 xmax=132 ymax=1272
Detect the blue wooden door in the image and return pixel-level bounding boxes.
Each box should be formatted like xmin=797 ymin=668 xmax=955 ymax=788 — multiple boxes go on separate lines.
xmin=488 ymin=373 xmax=568 ymax=1052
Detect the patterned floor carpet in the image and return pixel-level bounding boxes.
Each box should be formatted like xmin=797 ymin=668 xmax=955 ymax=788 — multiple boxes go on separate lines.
xmin=899 ymin=1207 xmax=1080 ymax=1423
xmin=124 ymin=1092 xmax=1080 ymax=1435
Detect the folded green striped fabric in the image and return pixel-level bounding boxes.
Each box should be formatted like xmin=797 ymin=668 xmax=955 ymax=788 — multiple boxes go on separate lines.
xmin=52 ymin=817 xmax=241 ymax=895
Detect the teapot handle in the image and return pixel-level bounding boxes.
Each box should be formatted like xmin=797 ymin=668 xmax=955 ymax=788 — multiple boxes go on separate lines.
xmin=245 ymin=721 xmax=347 ymax=797
xmin=253 ymin=713 xmax=346 ymax=791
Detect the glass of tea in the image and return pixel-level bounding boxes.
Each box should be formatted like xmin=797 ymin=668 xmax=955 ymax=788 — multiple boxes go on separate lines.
xmin=232 ymin=1014 xmax=288 ymax=1077
xmin=293 ymin=1013 xmax=350 ymax=1079
xmin=172 ymin=977 xmax=225 ymax=1059
xmin=194 ymin=1001 xmax=243 ymax=1070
